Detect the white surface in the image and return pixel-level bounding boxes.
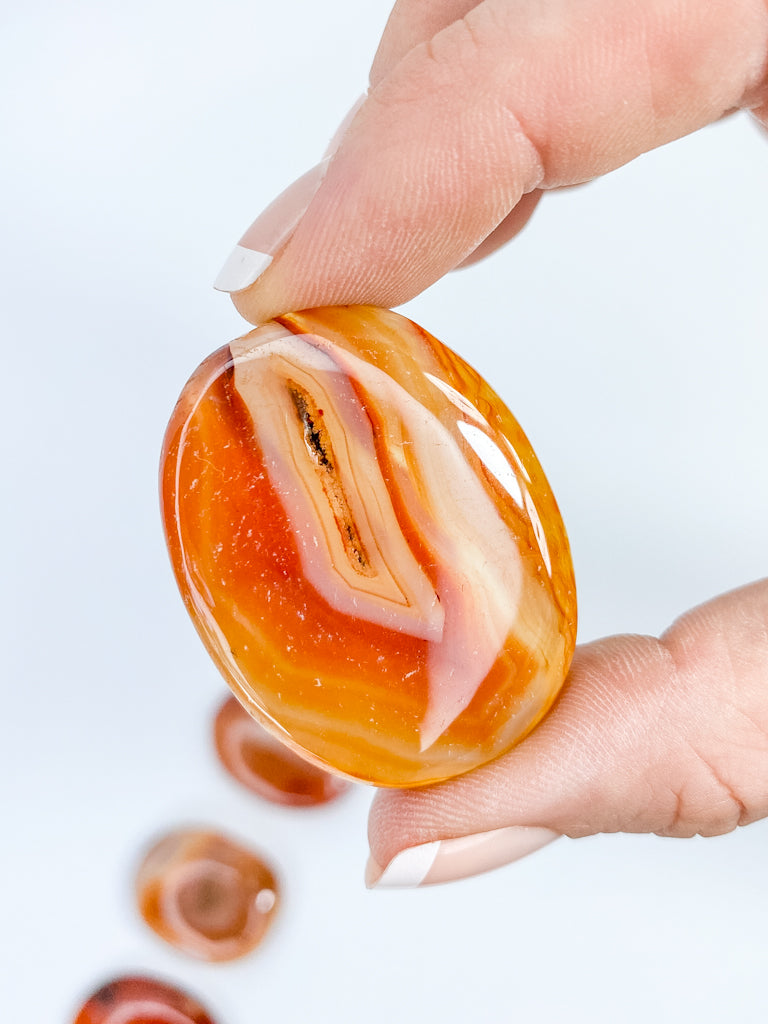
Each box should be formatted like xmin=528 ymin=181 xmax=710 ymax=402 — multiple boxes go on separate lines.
xmin=1 ymin=1 xmax=767 ymax=1022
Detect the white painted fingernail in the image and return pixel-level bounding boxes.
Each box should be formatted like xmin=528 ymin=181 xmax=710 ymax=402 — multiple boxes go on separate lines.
xmin=213 ymin=158 xmax=330 ymax=293
xmin=366 ymin=826 xmax=560 ymax=889
xmin=213 ymin=246 xmax=273 ymax=293
xmin=214 ymin=94 xmax=369 ymax=294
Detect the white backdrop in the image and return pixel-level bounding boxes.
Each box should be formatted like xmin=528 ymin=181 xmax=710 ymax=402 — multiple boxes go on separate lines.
xmin=2 ymin=1 xmax=767 ymax=1021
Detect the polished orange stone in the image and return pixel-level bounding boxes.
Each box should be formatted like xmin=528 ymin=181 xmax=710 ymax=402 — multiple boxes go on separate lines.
xmin=161 ymin=306 xmax=577 ymax=787
xmin=73 ymin=976 xmax=216 ymax=1024
xmin=214 ymin=695 xmax=350 ymax=806
xmin=136 ymin=829 xmax=279 ymax=962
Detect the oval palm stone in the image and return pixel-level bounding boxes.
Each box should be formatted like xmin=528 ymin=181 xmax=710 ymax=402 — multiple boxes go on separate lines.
xmin=160 ymin=306 xmax=576 ymax=786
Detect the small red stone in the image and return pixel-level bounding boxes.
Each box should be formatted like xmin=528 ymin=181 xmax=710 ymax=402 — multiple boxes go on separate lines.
xmin=214 ymin=696 xmax=350 ymax=807
xmin=72 ymin=975 xmax=216 ymax=1024
xmin=136 ymin=828 xmax=279 ymax=962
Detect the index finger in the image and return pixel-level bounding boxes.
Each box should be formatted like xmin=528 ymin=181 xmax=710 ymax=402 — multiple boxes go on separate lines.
xmin=228 ymin=0 xmax=768 ymax=324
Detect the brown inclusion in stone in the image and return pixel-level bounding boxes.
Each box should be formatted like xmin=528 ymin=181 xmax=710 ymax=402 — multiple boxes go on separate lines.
xmin=287 ymin=379 xmax=374 ymax=576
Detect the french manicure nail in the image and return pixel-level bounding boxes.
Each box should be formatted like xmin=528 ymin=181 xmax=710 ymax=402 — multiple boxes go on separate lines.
xmin=366 ymin=826 xmax=560 ymax=889
xmin=213 ymin=158 xmax=330 ymax=293
xmin=323 ymin=92 xmax=366 ymax=158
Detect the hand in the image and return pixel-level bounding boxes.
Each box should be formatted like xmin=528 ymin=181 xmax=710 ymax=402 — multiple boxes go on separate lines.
xmin=215 ymin=0 xmax=768 ymax=321
xmin=214 ymin=0 xmax=768 ymax=886
xmin=367 ymin=580 xmax=768 ymax=886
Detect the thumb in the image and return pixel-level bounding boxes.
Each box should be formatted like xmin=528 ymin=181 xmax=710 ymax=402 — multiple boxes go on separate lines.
xmin=216 ymin=0 xmax=768 ymax=323
xmin=366 ymin=579 xmax=768 ymax=888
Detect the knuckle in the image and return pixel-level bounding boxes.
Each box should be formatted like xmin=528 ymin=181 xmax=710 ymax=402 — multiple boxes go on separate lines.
xmin=656 ymin=614 xmax=768 ymax=838
xmin=659 ymin=750 xmax=752 ymax=838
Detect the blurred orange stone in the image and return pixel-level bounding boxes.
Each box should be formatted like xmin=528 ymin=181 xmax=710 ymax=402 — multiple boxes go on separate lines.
xmin=161 ymin=306 xmax=577 ymax=786
xmin=214 ymin=695 xmax=350 ymax=806
xmin=73 ymin=975 xmax=216 ymax=1024
xmin=136 ymin=829 xmax=279 ymax=962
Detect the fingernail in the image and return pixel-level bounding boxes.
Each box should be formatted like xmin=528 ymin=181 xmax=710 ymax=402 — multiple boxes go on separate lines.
xmin=365 ymin=826 xmax=560 ymax=889
xmin=323 ymin=92 xmax=366 ymax=158
xmin=213 ymin=158 xmax=330 ymax=293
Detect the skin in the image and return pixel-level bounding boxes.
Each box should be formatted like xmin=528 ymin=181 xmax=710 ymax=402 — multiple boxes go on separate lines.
xmin=231 ymin=0 xmax=768 ymax=871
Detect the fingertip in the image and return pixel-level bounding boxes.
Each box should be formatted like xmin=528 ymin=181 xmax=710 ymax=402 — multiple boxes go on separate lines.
xmin=455 ymin=189 xmax=544 ymax=268
xmin=226 ymin=58 xmax=543 ymax=319
xmin=229 ymin=267 xmax=285 ymax=326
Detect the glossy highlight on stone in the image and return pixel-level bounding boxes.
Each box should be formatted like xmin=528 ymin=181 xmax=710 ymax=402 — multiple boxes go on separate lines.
xmin=136 ymin=829 xmax=279 ymax=961
xmin=73 ymin=975 xmax=216 ymax=1024
xmin=161 ymin=306 xmax=577 ymax=787
xmin=214 ymin=695 xmax=351 ymax=806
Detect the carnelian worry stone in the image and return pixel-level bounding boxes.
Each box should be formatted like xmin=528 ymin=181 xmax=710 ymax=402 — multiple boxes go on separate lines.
xmin=214 ymin=695 xmax=350 ymax=806
xmin=73 ymin=975 xmax=216 ymax=1024
xmin=136 ymin=829 xmax=279 ymax=962
xmin=161 ymin=306 xmax=576 ymax=786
